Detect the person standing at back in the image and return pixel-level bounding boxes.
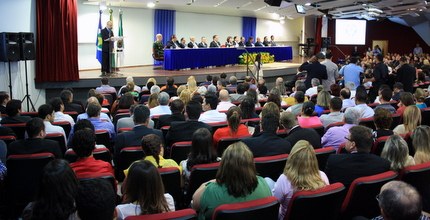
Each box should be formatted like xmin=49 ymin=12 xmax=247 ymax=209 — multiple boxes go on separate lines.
xmin=299 ymin=53 xmax=328 ymax=89
xmin=364 ymin=54 xmax=389 ymax=103
xmin=395 ymin=56 xmax=416 ymax=93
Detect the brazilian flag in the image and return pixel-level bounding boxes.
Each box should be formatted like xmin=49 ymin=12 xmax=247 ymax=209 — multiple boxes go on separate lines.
xmin=96 ymin=10 xmax=102 ymax=64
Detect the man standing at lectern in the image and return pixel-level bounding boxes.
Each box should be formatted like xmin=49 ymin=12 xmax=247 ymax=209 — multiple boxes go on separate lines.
xmin=101 ymin=21 xmax=114 ymax=76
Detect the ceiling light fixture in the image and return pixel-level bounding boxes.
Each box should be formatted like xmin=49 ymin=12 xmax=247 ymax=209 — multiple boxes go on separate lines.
xmin=254 ymin=5 xmax=267 ymax=11
xmin=305 ymin=2 xmax=311 ymax=6
xmin=147 ymin=2 xmax=155 ymax=8
xmin=214 ymin=0 xmax=228 ymax=7
xmin=368 ymin=7 xmax=383 ymax=13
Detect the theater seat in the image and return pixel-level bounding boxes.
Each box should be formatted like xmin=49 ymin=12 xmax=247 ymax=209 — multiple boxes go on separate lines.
xmin=159 ymin=167 xmax=182 ymax=209
xmin=45 ymin=132 xmax=67 ymax=156
xmin=5 ymin=153 xmax=55 ymax=218
xmin=170 ymin=141 xmax=192 ymax=164
xmin=314 ymin=147 xmax=336 ymax=171
xmin=359 ymin=117 xmax=376 ymax=130
xmin=1 ymin=123 xmax=26 ymax=140
xmin=254 ymin=154 xmax=289 ymax=181
xmin=52 ymin=121 xmax=72 ymax=137
xmin=124 ymin=208 xmax=197 ymax=220
xmin=0 ymin=135 xmax=16 ymax=146
xmin=371 ymin=136 xmax=390 ymax=156
xmin=401 ymin=161 xmax=430 ymax=213
xmin=95 ymin=129 xmax=112 ymax=150
xmin=285 ymin=182 xmax=345 ymax=220
xmin=341 ymin=171 xmax=398 ymax=219
xmin=117 ymin=146 xmax=144 ymax=182
xmin=217 ymin=137 xmax=247 ymax=156
xmin=78 ymin=175 xmax=117 ymax=195
xmin=212 ymin=196 xmax=279 ymax=220
xmin=186 ymin=162 xmax=221 ymax=206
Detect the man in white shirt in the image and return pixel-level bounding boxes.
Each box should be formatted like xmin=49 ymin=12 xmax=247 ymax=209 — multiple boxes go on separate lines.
xmin=38 ymin=104 xmax=67 ymax=144
xmin=77 ymin=97 xmax=112 ymax=122
xmin=321 ymin=52 xmax=339 ymax=92
xmin=216 ymin=89 xmax=235 ymax=112
xmin=199 ymin=92 xmax=226 ymax=123
xmin=95 ymin=77 xmax=116 ymax=94
xmin=351 ymin=88 xmax=374 ymax=119
xmin=150 ymin=92 xmax=172 ymax=117
xmin=50 ymin=97 xmax=75 ymax=126
xmin=340 ymin=88 xmax=355 ymax=111
xmin=305 ymin=78 xmax=320 ymax=97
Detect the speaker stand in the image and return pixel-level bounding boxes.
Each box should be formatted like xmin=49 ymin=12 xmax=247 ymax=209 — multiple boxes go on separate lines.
xmin=21 ymin=59 xmax=35 ymax=112
xmin=8 ymin=61 xmax=13 ymax=99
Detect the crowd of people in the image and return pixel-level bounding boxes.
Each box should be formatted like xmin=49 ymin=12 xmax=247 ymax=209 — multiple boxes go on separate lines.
xmin=0 ymin=47 xmax=429 ymax=219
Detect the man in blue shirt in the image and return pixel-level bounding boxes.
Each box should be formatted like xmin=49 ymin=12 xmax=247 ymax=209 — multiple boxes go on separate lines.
xmin=339 ymin=57 xmax=363 ymax=90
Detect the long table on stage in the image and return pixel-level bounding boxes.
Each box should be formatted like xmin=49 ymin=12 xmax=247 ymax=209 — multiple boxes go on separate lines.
xmin=163 ymin=46 xmax=293 ymax=70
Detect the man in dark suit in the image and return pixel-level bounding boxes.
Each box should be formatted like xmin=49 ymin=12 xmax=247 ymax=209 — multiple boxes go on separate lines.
xmin=156 ymin=99 xmax=185 ymax=129
xmin=165 ymin=34 xmax=180 ymax=49
xmin=255 ymin=37 xmax=264 ymax=47
xmin=280 ymin=111 xmax=321 ymax=149
xmin=0 ymin=99 xmax=31 ymax=124
xmin=165 ymin=101 xmax=212 ymax=147
xmin=325 ymin=125 xmax=390 ymax=188
xmin=270 ymin=35 xmax=277 ymax=46
xmin=395 ymin=56 xmax=416 ymax=93
xmin=114 ymin=104 xmax=163 ymax=165
xmin=0 ymin=91 xmax=9 ymax=114
xmin=188 ymin=36 xmax=199 ymax=48
xmin=299 ymin=53 xmax=328 ymax=89
xmin=101 ymin=21 xmax=114 ymax=76
xmin=238 ymin=36 xmax=245 ymax=47
xmin=245 ymin=36 xmax=255 ymax=47
xmin=242 ymin=110 xmax=292 ymax=157
xmin=7 ymin=118 xmax=62 ymax=158
xmin=364 ymin=53 xmax=389 ymax=102
xmin=60 ymin=90 xmax=84 ymax=114
xmin=209 ymin=35 xmax=221 ymax=48
xmin=198 ymin=37 xmax=208 ymax=48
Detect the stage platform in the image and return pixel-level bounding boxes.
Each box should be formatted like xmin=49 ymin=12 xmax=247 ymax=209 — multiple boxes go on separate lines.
xmin=38 ymin=56 xmax=305 ymax=103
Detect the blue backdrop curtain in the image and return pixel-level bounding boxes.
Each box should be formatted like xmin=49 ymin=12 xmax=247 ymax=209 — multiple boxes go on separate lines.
xmin=154 ymin=9 xmax=175 ymax=65
xmin=242 ymin=17 xmax=256 ymax=41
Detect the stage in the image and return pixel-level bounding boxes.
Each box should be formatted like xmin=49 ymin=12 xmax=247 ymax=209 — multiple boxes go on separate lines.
xmin=38 ymin=56 xmax=305 ymax=103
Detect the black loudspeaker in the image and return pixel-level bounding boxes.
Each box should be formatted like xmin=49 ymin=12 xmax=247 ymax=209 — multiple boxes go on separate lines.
xmin=0 ymin=32 xmax=21 ymax=62
xmin=322 ymin=37 xmax=331 ymax=48
xmin=19 ymin=32 xmax=35 ymax=60
xmin=264 ymin=0 xmax=283 ymax=7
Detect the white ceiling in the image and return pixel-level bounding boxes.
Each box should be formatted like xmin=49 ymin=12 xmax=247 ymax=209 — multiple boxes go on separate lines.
xmin=85 ymin=0 xmax=430 ymax=25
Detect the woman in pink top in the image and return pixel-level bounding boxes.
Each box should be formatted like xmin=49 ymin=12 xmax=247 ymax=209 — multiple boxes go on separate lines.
xmin=297 ymin=101 xmax=323 ymax=128
xmin=273 ymin=140 xmax=329 ymax=219
xmin=213 ymin=106 xmax=250 ymax=146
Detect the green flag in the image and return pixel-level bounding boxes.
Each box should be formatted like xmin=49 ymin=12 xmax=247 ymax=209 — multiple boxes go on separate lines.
xmin=117 ymin=9 xmax=124 ymax=66
xmin=108 ymin=8 xmax=116 ymax=68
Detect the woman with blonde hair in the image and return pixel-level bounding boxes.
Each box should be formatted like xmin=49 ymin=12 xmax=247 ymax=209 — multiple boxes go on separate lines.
xmin=393 ymin=105 xmax=421 ymax=135
xmin=414 ymin=88 xmax=427 ymax=109
xmin=314 ymin=91 xmax=331 ymax=116
xmin=179 ymin=89 xmax=191 ymax=106
xmin=412 ymin=125 xmax=430 ymax=164
xmin=273 ymin=140 xmax=329 ymax=219
xmin=187 ymin=78 xmax=198 ymax=93
xmin=192 ymin=142 xmax=272 ymax=220
xmin=147 ymin=93 xmax=159 ymax=109
xmin=381 ymin=134 xmax=415 ymax=171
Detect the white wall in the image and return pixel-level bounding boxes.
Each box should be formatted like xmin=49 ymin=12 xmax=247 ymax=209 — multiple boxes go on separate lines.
xmin=78 ymin=1 xmax=154 ymax=69
xmin=176 ymin=12 xmax=242 ymax=44
xmin=0 ymin=0 xmax=45 ymax=110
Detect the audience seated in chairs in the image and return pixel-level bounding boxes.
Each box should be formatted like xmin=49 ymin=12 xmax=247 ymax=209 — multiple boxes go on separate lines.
xmin=75 ymin=101 xmax=115 ymax=139
xmin=381 ymin=134 xmax=415 ymax=171
xmin=150 ymin=92 xmax=172 ymax=117
xmin=322 ymin=108 xmax=360 ymax=150
xmin=374 ymin=88 xmax=397 ymax=114
xmin=60 ymin=89 xmax=84 ymax=114
xmin=160 ymin=77 xmax=177 ymax=98
xmin=240 ymin=97 xmax=259 ymax=120
xmin=69 ymin=128 xmax=115 ymax=180
xmin=123 ymin=134 xmax=181 ymax=176
xmin=273 ymin=140 xmax=329 ymax=219
xmin=77 ymin=97 xmax=112 ymax=123
xmin=192 ymin=142 xmax=272 ymax=220
xmin=286 ymin=91 xmax=305 ymax=116
xmin=114 ymin=105 xmax=163 ymax=165
xmin=280 ymin=111 xmax=321 ymax=149
xmin=1 ymin=99 xmax=31 ymax=124
xmin=116 ymin=160 xmax=175 ymax=220
xmin=412 ymin=125 xmax=430 ymax=164
xmin=372 ymin=108 xmax=394 ymax=140
xmin=0 ymin=91 xmax=10 ymax=114
xmin=297 ymin=101 xmax=323 ymax=128
xmin=180 ymin=128 xmax=220 ymax=187
xmin=38 ymin=104 xmax=67 ymax=144
xmin=156 ymin=99 xmax=185 ymax=129
xmin=198 ymin=92 xmax=226 ymax=123
xmin=111 ymin=93 xmax=136 ymax=117
xmin=50 ymin=97 xmax=75 ymax=126
xmin=394 ymin=105 xmax=421 ymax=135
xmin=351 ymin=86 xmax=375 ymax=119
xmin=216 ymin=89 xmax=235 ymax=112
xmin=95 ymin=77 xmax=117 ymax=94
xmin=340 ymin=88 xmax=355 ymax=111
xmin=21 ymin=159 xmax=78 ymax=220
xmin=325 ymin=125 xmax=390 ymax=188
xmin=7 ymin=118 xmax=62 ymax=158
xmin=76 ymin=178 xmax=117 ymax=220
xmin=314 ymin=91 xmax=331 ymax=116
xmin=242 ymin=102 xmax=292 ymax=157
xmin=213 ymin=106 xmax=250 ymax=146
xmin=320 ymin=97 xmax=344 ymax=128
xmin=396 ymin=92 xmax=415 ymax=116
xmin=165 ymin=101 xmax=212 ymax=147
xmin=230 ymin=83 xmax=247 ymax=103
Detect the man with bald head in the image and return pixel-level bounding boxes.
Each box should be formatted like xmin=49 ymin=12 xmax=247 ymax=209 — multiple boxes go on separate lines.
xmin=372 ymin=181 xmax=428 ymax=220
xmin=216 ymin=89 xmax=235 ymax=111
xmin=188 ymin=36 xmax=198 ymax=48
xmin=101 ymin=21 xmax=114 ymax=76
